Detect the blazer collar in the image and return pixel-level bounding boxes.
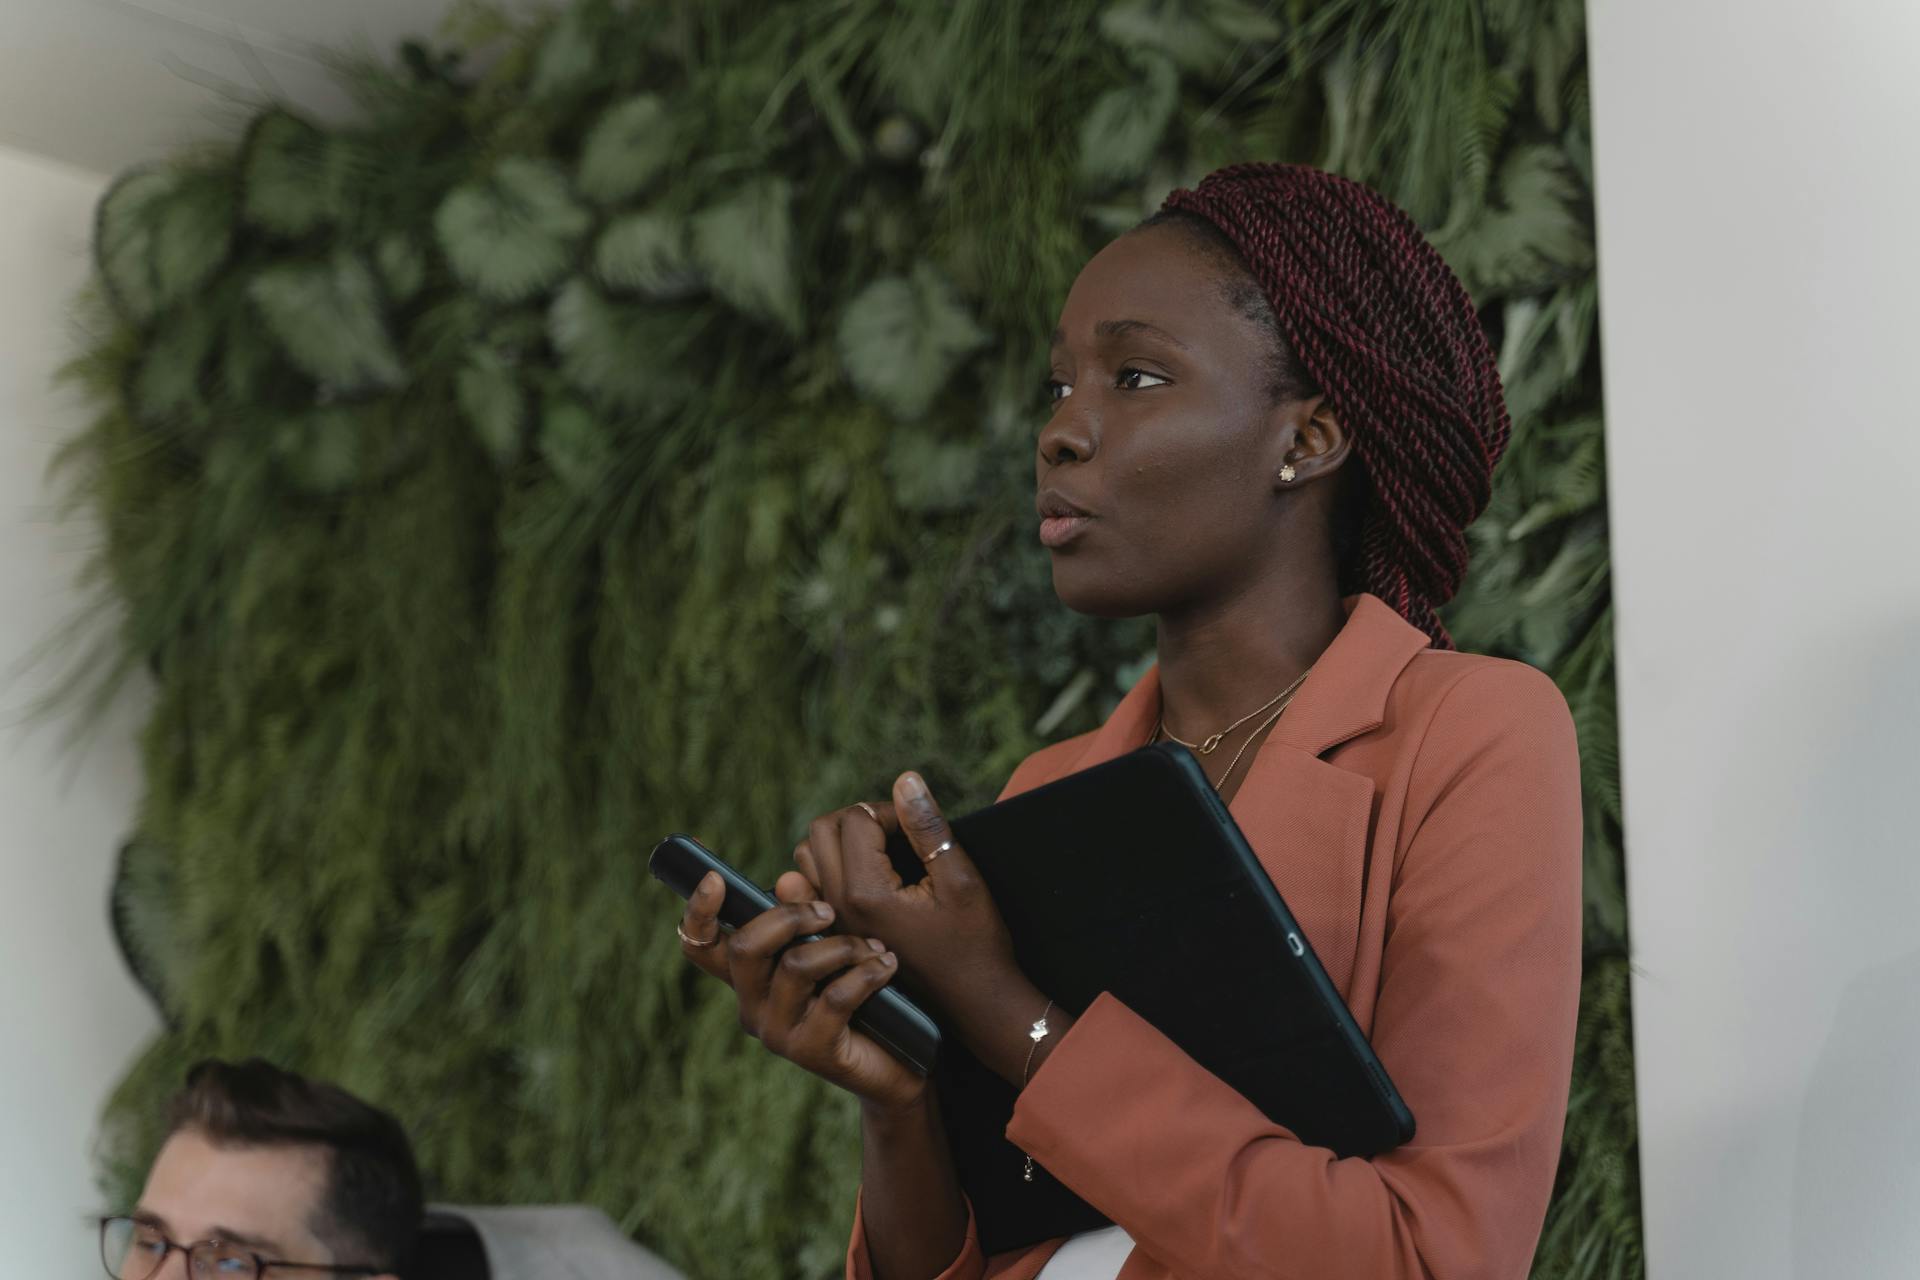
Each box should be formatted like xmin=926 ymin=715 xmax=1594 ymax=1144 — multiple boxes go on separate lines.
xmin=1066 ymin=593 xmax=1432 ymax=770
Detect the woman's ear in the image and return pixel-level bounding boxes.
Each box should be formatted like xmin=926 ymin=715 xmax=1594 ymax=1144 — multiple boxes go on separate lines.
xmin=1270 ymin=395 xmax=1350 ymax=491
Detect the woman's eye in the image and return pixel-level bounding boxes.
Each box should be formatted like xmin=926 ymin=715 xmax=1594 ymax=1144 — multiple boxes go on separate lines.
xmin=1046 ymin=380 xmax=1073 ymax=403
xmin=1116 ymin=368 xmax=1169 ymax=390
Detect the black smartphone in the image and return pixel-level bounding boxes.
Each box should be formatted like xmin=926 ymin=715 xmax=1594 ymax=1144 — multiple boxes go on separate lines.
xmin=648 ymin=833 xmax=943 ymax=1076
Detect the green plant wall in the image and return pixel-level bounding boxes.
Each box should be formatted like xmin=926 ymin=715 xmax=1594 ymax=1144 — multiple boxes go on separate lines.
xmin=62 ymin=1 xmax=1637 ymax=1276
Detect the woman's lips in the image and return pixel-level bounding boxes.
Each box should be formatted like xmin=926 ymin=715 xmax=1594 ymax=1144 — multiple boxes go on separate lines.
xmin=1039 ymin=515 xmax=1093 ymax=548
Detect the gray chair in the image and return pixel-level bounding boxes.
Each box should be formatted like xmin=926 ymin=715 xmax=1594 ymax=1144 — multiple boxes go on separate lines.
xmin=410 ymin=1206 xmax=685 ymax=1280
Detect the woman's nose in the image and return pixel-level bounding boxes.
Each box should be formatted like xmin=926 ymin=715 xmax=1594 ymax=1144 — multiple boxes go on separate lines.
xmin=1037 ymin=400 xmax=1095 ymax=466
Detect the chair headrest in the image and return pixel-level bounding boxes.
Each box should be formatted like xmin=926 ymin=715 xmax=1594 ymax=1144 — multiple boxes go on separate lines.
xmin=407 ymin=1211 xmax=489 ymax=1280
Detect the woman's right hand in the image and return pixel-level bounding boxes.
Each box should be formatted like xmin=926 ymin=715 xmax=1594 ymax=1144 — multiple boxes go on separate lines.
xmin=677 ymin=868 xmax=928 ymax=1113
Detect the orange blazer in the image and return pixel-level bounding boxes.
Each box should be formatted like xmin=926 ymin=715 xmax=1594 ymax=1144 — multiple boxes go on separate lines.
xmin=847 ymin=594 xmax=1584 ymax=1280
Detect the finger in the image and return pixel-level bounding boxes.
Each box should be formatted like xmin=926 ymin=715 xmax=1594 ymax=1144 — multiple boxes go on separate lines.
xmin=792 ymin=840 xmax=824 ymax=894
xmin=849 ymin=800 xmax=898 ymax=832
xmin=892 ymin=772 xmax=979 ymax=890
xmin=807 ymin=814 xmax=849 ymax=910
xmin=766 ymin=935 xmax=888 ymax=1035
xmin=728 ymin=900 xmax=836 ymax=1026
xmin=838 ymin=806 xmax=906 ymax=905
xmin=678 ymin=872 xmax=729 ymax=978
xmin=774 ymin=869 xmax=819 ymax=904
xmin=853 ymin=800 xmax=902 ymax=836
xmin=786 ymin=952 xmax=899 ymax=1063
xmin=846 ymin=801 xmax=934 ymax=890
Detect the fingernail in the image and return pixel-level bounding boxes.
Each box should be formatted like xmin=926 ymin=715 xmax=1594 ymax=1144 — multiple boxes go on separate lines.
xmin=897 ymin=772 xmax=928 ymax=802
xmin=867 ymin=937 xmax=886 ymax=953
xmin=699 ymin=871 xmax=721 ymax=893
xmin=881 ymin=952 xmax=897 ymax=968
xmin=812 ymin=901 xmax=833 ymax=922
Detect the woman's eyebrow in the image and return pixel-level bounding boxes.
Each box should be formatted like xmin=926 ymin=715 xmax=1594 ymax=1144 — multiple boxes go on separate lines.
xmin=1050 ymin=319 xmax=1189 ymax=350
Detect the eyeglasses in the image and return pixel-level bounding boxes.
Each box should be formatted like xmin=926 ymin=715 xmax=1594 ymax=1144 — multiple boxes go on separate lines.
xmin=100 ymin=1216 xmax=379 ymax=1280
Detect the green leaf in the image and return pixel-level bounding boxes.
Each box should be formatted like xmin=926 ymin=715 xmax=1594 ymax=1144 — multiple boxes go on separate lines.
xmin=577 ymin=95 xmax=675 ymax=206
xmin=270 ymin=406 xmax=362 ymax=493
xmin=1488 ymin=0 xmax=1587 ymax=130
xmin=435 ymin=159 xmax=592 ymax=302
xmin=96 ymin=171 xmax=176 ymax=323
xmin=1203 ymin=0 xmax=1287 ymax=45
xmin=217 ymin=305 xmax=278 ymax=404
xmin=836 ymin=264 xmax=989 ymax=420
xmin=1097 ymin=0 xmax=1277 ymax=77
xmin=538 ymin=394 xmax=614 ymax=492
xmin=108 ymin=838 xmax=187 ymax=1019
xmin=1433 ymin=145 xmax=1592 ymax=299
xmin=240 ymin=112 xmax=338 ymax=237
xmin=455 ymin=350 xmax=527 ymax=465
xmin=593 ymin=211 xmax=698 ymax=298
xmin=548 ymin=278 xmax=697 ymax=412
xmin=886 ymin=427 xmax=982 ymax=513
xmin=1451 ymin=69 xmax=1521 ymax=208
xmin=96 ymin=169 xmax=235 ymax=324
xmin=689 ymin=178 xmax=801 ymax=335
xmin=133 ymin=307 xmax=220 ymax=421
xmin=1077 ymin=52 xmax=1179 ymax=186
xmin=376 ymin=234 xmax=427 ymax=302
xmin=1508 ymin=426 xmax=1604 ymax=539
xmin=1321 ymin=42 xmax=1388 ymax=178
xmin=528 ymin=10 xmax=597 ymax=100
xmin=247 ymin=251 xmax=406 ymax=392
xmin=154 ymin=175 xmax=238 ymax=312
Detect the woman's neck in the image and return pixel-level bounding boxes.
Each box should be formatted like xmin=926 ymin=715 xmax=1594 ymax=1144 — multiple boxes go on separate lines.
xmin=1153 ymin=576 xmax=1347 ymax=744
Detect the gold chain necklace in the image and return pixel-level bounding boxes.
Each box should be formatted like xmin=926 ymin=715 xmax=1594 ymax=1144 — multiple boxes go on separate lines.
xmin=1154 ymin=686 xmax=1303 ymax=794
xmin=1152 ymin=667 xmax=1313 ymax=793
xmin=1155 ymin=668 xmax=1312 ymax=755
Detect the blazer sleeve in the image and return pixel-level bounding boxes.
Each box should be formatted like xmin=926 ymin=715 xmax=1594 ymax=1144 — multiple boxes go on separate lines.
xmin=846 ymin=1191 xmax=1059 ymax=1280
xmin=1001 ymin=663 xmax=1584 ymax=1280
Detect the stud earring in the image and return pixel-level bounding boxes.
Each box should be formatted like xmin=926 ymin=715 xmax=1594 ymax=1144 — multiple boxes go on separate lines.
xmin=1278 ymin=464 xmax=1297 ymax=483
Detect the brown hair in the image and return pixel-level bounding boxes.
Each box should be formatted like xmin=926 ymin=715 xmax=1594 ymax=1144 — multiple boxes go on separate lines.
xmin=166 ymin=1059 xmax=422 ymax=1272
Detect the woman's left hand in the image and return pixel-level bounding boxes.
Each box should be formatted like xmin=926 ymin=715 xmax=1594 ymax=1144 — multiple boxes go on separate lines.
xmin=799 ymin=773 xmax=1057 ymax=1084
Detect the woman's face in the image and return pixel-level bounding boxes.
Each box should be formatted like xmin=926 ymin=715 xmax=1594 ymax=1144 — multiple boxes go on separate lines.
xmin=1038 ymin=227 xmax=1320 ymax=619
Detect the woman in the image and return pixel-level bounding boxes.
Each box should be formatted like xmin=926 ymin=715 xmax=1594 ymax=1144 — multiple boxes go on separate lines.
xmin=676 ymin=164 xmax=1582 ymax=1280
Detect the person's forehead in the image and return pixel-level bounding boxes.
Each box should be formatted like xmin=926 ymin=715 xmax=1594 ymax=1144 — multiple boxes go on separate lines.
xmin=1057 ymin=228 xmax=1247 ymax=344
xmin=138 ymin=1129 xmax=330 ymax=1253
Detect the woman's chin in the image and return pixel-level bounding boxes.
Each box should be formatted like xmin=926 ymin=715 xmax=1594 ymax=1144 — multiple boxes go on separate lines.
xmin=1049 ymin=563 xmax=1156 ymax=620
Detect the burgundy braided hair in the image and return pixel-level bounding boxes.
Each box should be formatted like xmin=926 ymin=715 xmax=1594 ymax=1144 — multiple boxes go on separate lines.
xmin=1154 ymin=164 xmax=1510 ymax=649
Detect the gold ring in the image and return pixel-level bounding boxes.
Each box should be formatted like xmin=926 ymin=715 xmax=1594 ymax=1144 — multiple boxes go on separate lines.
xmin=923 ymin=838 xmax=954 ymax=864
xmin=854 ymin=801 xmax=881 ymax=824
xmin=677 ymin=923 xmax=717 ymax=949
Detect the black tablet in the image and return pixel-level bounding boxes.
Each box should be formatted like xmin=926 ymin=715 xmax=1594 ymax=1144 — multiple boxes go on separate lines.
xmin=888 ymin=742 xmax=1414 ymax=1254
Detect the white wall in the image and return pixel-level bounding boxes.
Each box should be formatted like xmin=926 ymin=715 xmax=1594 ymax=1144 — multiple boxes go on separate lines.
xmin=0 ymin=145 xmax=158 ymax=1278
xmin=0 ymin=0 xmax=546 ymax=175
xmin=1588 ymin=3 xmax=1920 ymax=1276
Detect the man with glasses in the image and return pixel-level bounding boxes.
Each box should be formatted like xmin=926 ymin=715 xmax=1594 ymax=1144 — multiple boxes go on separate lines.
xmin=101 ymin=1057 xmax=687 ymax=1280
xmin=101 ymin=1058 xmax=419 ymax=1280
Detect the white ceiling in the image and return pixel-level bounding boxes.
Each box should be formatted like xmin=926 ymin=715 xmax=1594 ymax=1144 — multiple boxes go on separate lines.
xmin=0 ymin=0 xmax=542 ymax=176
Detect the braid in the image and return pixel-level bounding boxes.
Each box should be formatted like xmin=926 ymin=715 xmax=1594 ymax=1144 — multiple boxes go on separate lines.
xmin=1158 ymin=164 xmax=1510 ymax=649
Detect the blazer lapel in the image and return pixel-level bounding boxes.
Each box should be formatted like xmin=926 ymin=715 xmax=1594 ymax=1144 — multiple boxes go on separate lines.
xmin=1229 ymin=595 xmax=1430 ymax=1003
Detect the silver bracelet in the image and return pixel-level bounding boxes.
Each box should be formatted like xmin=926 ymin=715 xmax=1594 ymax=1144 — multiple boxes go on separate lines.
xmin=1021 ymin=1000 xmax=1055 ymax=1184
xmin=1022 ymin=999 xmax=1056 ymax=1086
